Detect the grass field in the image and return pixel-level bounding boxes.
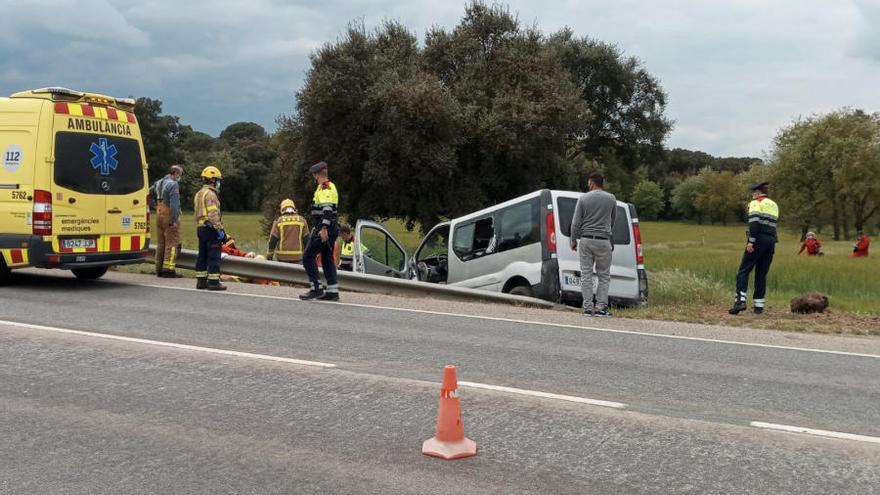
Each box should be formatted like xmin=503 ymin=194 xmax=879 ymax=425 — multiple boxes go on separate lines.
xmin=132 ymin=213 xmax=879 ymax=334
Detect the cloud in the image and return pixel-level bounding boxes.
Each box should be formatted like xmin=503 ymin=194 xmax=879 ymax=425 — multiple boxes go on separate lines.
xmin=1 ymin=0 xmax=878 ymax=157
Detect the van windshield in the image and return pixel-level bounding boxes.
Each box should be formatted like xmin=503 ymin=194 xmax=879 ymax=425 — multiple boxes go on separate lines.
xmin=557 ymin=197 xmax=630 ymax=245
xmin=54 ymin=132 xmax=144 ymax=195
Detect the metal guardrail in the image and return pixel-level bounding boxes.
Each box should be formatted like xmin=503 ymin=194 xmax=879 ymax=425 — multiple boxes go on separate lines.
xmin=148 ymin=248 xmax=557 ymax=309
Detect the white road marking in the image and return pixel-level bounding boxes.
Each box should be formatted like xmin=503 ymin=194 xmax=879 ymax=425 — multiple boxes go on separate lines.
xmin=459 ymin=381 xmax=626 ymax=409
xmin=1 ymin=317 xmax=624 ymax=410
xmin=750 ymin=421 xmax=880 ymax=445
xmin=0 ymin=319 xmax=336 ymax=368
xmin=137 ymin=283 xmax=880 ymax=360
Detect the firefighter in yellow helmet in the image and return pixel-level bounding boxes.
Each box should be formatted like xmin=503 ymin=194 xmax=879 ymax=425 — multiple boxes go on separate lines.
xmin=267 ymin=198 xmax=309 ymax=263
xmin=193 ymin=166 xmax=227 ymax=290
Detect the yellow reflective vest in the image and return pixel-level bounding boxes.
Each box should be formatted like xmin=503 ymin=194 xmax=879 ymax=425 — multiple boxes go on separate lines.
xmin=747 ymin=196 xmax=778 ymax=242
xmin=194 ymin=185 xmax=223 ymax=231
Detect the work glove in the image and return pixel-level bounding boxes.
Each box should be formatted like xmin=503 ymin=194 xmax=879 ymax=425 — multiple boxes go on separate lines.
xmin=217 ymin=229 xmax=227 ymax=242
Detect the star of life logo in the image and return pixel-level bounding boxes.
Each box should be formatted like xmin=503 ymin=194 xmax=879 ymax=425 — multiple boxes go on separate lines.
xmin=90 ymin=137 xmax=118 ymax=176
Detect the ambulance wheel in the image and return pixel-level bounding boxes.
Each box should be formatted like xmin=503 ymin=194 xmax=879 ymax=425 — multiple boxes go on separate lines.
xmin=0 ymin=258 xmax=10 ymax=286
xmin=72 ymin=267 xmax=108 ymax=280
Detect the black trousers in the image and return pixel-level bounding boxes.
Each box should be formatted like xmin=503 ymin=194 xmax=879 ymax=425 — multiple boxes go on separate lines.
xmin=196 ymin=225 xmax=222 ymax=282
xmin=303 ymin=223 xmax=339 ymax=291
xmin=735 ymin=235 xmax=775 ymax=306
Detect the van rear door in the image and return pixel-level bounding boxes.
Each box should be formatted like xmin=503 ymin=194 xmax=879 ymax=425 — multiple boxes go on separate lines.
xmin=52 ymin=130 xmax=146 ymax=252
xmin=553 ymin=192 xmax=639 ymax=303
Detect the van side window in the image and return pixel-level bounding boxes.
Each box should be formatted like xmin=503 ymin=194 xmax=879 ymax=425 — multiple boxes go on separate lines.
xmin=557 ymin=197 xmax=630 ymax=245
xmin=612 ymin=206 xmax=631 ymax=245
xmin=497 ymin=199 xmax=540 ymax=252
xmin=452 ymin=217 xmax=495 ymax=261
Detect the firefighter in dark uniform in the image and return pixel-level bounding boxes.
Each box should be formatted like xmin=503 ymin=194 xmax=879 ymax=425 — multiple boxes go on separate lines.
xmin=729 ymin=181 xmax=778 ymax=314
xmin=194 ymin=166 xmax=227 ymax=291
xmin=300 ymin=161 xmax=340 ymax=301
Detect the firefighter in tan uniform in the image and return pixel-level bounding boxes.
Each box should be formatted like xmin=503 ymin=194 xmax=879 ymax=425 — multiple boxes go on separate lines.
xmin=194 ymin=166 xmax=227 ymax=291
xmin=267 ymin=199 xmax=309 ymax=263
xmin=149 ymin=165 xmax=183 ymax=277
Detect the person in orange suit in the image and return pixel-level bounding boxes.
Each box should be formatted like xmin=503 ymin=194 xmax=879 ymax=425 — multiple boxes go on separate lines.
xmin=797 ymin=232 xmax=823 ymax=256
xmin=852 ymin=231 xmax=870 ymax=257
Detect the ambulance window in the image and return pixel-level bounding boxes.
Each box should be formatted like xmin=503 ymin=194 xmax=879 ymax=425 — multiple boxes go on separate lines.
xmin=54 ymin=132 xmax=144 ymax=195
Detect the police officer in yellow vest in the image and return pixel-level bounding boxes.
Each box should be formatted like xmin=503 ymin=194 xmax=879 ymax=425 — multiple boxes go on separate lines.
xmin=267 ymin=199 xmax=309 ymax=263
xmin=300 ymin=161 xmax=340 ymax=301
xmin=194 ymin=166 xmax=227 ymax=291
xmin=729 ymin=181 xmax=778 ymax=314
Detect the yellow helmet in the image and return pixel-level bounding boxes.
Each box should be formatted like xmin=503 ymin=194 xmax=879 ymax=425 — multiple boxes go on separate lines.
xmin=279 ymin=198 xmax=296 ymax=212
xmin=201 ymin=165 xmax=222 ymax=179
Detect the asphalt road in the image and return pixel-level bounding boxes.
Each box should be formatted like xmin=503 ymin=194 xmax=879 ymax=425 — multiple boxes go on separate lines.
xmin=1 ymin=271 xmax=878 ymax=494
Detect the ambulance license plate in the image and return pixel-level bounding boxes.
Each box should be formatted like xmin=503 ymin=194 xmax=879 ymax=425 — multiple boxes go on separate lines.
xmin=563 ymin=271 xmax=581 ymax=287
xmin=62 ymin=238 xmax=96 ymax=249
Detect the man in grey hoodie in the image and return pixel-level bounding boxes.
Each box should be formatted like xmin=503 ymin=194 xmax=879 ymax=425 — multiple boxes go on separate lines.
xmin=569 ymin=172 xmax=617 ymax=317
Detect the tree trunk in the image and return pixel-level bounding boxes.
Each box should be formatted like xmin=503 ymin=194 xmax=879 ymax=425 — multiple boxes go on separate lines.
xmin=800 ymin=224 xmax=810 ymax=242
xmin=843 ymin=199 xmax=851 ymax=240
xmin=832 ymin=199 xmax=841 ymax=240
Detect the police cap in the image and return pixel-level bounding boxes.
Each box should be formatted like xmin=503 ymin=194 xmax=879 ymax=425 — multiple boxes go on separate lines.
xmin=750 ymin=181 xmax=769 ymax=192
xmin=309 ymin=161 xmax=328 ymax=174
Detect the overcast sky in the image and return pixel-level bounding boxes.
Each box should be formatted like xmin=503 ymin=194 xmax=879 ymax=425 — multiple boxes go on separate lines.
xmin=1 ymin=0 xmax=878 ymax=157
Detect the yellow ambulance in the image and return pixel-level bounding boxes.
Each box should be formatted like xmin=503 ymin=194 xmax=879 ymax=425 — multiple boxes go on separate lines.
xmin=0 ymin=87 xmax=150 ymax=284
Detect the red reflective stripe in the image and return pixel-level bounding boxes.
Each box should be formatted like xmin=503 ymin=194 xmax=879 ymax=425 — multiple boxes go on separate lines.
xmin=54 ymin=102 xmax=70 ymax=114
xmin=126 ymin=112 xmax=136 ymax=123
xmin=130 ymin=236 xmax=141 ymax=251
xmin=86 ymin=244 xmax=98 ymax=253
xmin=109 ymin=236 xmax=121 ymax=251
xmin=106 ymin=107 xmax=118 ymax=120
xmin=10 ymin=250 xmax=23 ymax=264
xmin=81 ymin=104 xmax=95 ymax=117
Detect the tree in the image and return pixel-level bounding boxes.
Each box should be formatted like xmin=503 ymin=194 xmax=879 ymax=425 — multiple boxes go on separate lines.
xmin=549 ymin=29 xmax=672 ymax=179
xmin=670 ymin=174 xmax=705 ymax=222
xmin=291 ymin=4 xmax=603 ymax=231
xmin=134 ymin=97 xmax=186 ymax=182
xmin=631 ymin=180 xmax=664 ymax=220
xmin=767 ymin=109 xmax=880 ymax=239
xmin=695 ymin=169 xmax=741 ymax=225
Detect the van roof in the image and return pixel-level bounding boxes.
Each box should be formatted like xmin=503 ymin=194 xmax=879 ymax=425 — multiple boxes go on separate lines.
xmin=8 ymin=87 xmax=136 ymax=112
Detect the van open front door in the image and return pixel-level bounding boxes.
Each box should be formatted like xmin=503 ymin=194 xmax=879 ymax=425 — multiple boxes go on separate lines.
xmin=353 ymin=220 xmax=410 ymax=278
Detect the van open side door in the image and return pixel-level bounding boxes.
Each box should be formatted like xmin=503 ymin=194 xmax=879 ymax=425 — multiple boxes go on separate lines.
xmin=353 ymin=220 xmax=411 ymax=279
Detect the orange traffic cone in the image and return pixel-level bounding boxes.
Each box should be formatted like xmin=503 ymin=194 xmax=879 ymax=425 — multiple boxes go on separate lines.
xmin=422 ymin=365 xmax=477 ymax=460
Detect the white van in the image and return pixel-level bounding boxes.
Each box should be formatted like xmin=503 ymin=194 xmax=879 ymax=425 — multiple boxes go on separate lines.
xmin=352 ymin=189 xmax=648 ymax=306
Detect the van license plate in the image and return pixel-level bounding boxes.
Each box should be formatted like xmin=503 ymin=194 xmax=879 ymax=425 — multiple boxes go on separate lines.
xmin=563 ymin=271 xmax=581 ymax=286
xmin=62 ymin=239 xmax=96 ymax=249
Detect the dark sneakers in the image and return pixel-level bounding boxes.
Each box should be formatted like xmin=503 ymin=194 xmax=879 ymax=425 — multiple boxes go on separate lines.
xmin=753 ymin=307 xmax=764 ymax=314
xmin=728 ymin=301 xmax=747 ymax=315
xmin=299 ymin=289 xmax=325 ymax=301
xmin=593 ymin=308 xmax=613 ymax=318
xmin=583 ymin=308 xmax=593 ymax=316
xmin=317 ymin=292 xmax=339 ymax=301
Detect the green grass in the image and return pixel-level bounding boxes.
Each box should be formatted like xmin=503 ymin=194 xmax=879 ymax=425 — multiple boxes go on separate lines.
xmin=633 ymin=222 xmax=878 ymax=315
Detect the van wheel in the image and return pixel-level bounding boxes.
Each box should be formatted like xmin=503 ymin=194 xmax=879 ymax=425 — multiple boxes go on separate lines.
xmin=0 ymin=259 xmax=11 ymax=286
xmin=71 ymin=267 xmax=108 ymax=280
xmin=508 ymin=284 xmax=534 ymax=297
